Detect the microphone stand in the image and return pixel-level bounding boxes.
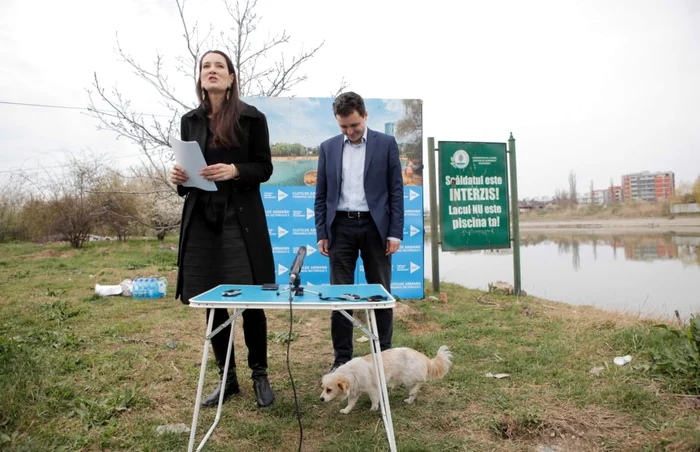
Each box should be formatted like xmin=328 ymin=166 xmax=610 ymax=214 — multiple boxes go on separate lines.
xmin=277 ymin=275 xmax=322 ymax=299
xmin=277 ymin=246 xmax=321 ymax=301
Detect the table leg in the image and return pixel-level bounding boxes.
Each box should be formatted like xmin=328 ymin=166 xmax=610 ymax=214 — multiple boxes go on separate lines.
xmin=188 ymin=307 xmax=216 ymax=452
xmin=189 ymin=309 xmax=244 ymax=452
xmin=196 ymin=309 xmax=241 ymax=451
xmin=215 ymin=309 xmax=239 ymax=414
xmin=368 ymin=309 xmax=397 ymax=452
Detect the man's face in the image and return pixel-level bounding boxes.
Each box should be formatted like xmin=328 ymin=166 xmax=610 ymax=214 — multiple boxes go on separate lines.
xmin=335 ymin=110 xmax=367 ymax=145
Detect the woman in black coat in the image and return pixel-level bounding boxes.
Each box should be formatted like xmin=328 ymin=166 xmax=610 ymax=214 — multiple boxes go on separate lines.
xmin=169 ymin=50 xmax=275 ymax=408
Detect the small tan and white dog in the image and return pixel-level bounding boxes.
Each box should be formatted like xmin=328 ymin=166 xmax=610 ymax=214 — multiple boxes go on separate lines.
xmin=319 ymin=345 xmax=453 ymax=414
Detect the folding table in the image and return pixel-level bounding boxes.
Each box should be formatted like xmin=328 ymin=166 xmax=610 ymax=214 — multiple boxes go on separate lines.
xmin=187 ymin=283 xmax=397 ymax=452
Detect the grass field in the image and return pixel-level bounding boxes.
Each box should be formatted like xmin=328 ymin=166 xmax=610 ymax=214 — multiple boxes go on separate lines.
xmin=1 ymin=239 xmax=698 ymax=451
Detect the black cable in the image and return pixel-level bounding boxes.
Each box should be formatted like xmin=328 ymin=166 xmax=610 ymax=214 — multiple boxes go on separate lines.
xmin=286 ymin=286 xmax=303 ymax=452
xmin=0 ymin=100 xmax=173 ymax=117
xmin=0 ymin=152 xmax=147 ymax=174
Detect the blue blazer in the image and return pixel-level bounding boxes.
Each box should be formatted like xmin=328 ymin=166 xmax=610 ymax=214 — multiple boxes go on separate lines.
xmin=314 ymin=128 xmax=404 ymax=246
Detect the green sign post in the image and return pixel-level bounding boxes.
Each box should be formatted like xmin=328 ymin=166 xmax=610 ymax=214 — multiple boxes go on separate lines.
xmin=438 ymin=141 xmax=510 ymax=251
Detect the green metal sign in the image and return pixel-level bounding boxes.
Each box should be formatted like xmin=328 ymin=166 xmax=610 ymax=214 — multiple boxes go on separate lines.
xmin=438 ymin=141 xmax=510 ymax=251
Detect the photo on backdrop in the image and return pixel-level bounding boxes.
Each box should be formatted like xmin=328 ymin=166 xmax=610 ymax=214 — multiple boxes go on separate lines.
xmin=243 ymin=97 xmax=425 ymax=299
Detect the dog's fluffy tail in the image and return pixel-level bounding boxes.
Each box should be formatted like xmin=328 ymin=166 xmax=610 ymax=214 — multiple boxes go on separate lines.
xmin=427 ymin=345 xmax=453 ymax=380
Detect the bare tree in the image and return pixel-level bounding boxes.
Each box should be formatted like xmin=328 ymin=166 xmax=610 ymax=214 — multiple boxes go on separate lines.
xmin=554 ymin=188 xmax=569 ymax=206
xmin=87 ymin=172 xmax=182 ymax=240
xmin=0 ymin=176 xmax=29 ymax=242
xmin=330 ymin=77 xmax=349 ymax=98
xmin=568 ymin=170 xmax=577 ymax=207
xmin=86 ymin=0 xmax=343 ymax=238
xmin=88 ymin=0 xmax=347 ymax=238
xmin=52 ymin=154 xmax=109 ymax=247
xmin=87 ymin=0 xmax=333 ymax=176
xmin=220 ymin=0 xmax=324 ymax=97
xmin=92 ymin=172 xmax=144 ymax=241
xmin=672 ymin=181 xmax=695 ymax=205
xmin=17 ymin=196 xmax=55 ymax=243
xmin=130 ymin=175 xmax=182 ymax=240
xmin=13 ymin=152 xmax=112 ymax=247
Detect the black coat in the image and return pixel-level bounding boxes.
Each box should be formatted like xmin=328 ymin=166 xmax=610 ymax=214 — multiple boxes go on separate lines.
xmin=175 ymin=102 xmax=275 ymax=302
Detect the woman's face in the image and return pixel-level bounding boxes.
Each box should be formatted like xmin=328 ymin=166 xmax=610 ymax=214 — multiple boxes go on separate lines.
xmin=200 ymin=53 xmax=234 ymax=94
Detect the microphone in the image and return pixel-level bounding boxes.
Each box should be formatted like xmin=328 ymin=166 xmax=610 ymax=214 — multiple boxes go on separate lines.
xmin=289 ymin=246 xmax=307 ymax=284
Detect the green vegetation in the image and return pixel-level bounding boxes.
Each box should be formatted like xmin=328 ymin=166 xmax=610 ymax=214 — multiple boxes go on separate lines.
xmin=648 ymin=315 xmax=700 ymax=394
xmin=1 ymin=239 xmax=698 ymax=451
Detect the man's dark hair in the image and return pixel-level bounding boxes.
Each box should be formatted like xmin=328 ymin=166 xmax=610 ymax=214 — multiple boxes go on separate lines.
xmin=333 ymin=92 xmax=366 ymax=117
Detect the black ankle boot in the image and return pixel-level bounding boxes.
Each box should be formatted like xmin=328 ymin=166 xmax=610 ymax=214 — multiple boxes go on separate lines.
xmin=201 ymin=368 xmax=240 ymax=407
xmin=252 ymin=371 xmax=275 ymax=408
xmin=242 ymin=310 xmax=274 ymax=407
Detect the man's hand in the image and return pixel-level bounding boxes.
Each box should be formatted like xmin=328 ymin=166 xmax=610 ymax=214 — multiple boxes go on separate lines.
xmin=385 ymin=239 xmax=400 ymax=256
xmin=318 ymin=239 xmax=330 ymax=257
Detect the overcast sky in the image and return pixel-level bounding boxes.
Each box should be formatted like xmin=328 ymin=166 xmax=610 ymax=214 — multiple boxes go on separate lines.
xmin=1 ymin=0 xmax=698 ymax=198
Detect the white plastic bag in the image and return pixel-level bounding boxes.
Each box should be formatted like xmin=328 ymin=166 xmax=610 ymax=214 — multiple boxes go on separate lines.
xmin=121 ymin=279 xmax=133 ymax=297
xmin=95 ymin=284 xmax=123 ymax=296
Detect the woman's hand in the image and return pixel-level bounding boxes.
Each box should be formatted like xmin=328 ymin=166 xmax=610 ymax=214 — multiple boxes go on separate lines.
xmin=170 ymin=164 xmax=189 ymax=185
xmin=200 ymin=163 xmax=238 ymax=181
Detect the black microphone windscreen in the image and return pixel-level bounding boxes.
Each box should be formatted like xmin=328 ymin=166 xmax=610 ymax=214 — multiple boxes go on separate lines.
xmin=289 ymin=246 xmax=307 ymax=283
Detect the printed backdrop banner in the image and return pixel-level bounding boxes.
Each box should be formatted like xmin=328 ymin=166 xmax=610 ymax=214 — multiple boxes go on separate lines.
xmin=245 ymin=97 xmax=424 ymax=299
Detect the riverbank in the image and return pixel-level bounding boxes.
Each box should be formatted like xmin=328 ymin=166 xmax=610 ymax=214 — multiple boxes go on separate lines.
xmin=424 ymin=216 xmax=700 ymax=235
xmin=1 ymin=239 xmax=699 ymax=450
xmin=520 ymin=216 xmax=700 ymax=234
xmin=271 ymin=155 xmax=317 ymax=161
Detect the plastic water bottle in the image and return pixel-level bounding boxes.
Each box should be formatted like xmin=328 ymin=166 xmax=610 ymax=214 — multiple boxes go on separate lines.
xmin=132 ymin=278 xmax=142 ymax=299
xmin=141 ymin=278 xmax=149 ymax=299
xmin=147 ymin=278 xmax=157 ymax=299
xmin=138 ymin=278 xmax=146 ymax=299
xmin=151 ymin=278 xmax=160 ymax=298
xmin=130 ymin=277 xmax=165 ymax=299
xmin=157 ymin=277 xmax=167 ymax=298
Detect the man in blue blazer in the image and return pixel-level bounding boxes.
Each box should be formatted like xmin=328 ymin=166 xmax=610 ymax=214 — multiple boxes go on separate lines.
xmin=314 ymin=92 xmax=404 ymax=372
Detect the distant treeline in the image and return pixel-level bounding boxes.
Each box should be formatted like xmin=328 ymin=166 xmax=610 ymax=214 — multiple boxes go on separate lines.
xmin=271 ymin=142 xmax=319 ymax=157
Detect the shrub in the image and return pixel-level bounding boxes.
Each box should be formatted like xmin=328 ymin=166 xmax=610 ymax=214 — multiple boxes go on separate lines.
xmin=647 ymin=315 xmax=700 ymax=394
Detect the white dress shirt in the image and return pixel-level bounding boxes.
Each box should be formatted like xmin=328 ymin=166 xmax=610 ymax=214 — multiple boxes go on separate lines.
xmin=336 ymin=127 xmax=400 ymax=243
xmin=337 ymin=127 xmax=369 ymax=212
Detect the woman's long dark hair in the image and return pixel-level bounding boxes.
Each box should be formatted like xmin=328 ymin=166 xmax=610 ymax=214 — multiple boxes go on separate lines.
xmin=196 ymin=50 xmax=242 ymax=148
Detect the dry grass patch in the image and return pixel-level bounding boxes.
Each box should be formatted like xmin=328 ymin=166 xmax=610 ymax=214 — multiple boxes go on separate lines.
xmin=394 ymin=300 xmax=443 ymax=333
xmin=22 ymin=248 xmax=76 ymax=260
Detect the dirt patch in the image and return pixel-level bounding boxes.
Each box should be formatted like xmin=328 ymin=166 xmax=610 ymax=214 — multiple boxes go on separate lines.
xmin=530 ymin=297 xmax=665 ymax=328
xmin=493 ymin=404 xmax=644 ymax=450
xmin=394 ymin=301 xmax=442 ymax=333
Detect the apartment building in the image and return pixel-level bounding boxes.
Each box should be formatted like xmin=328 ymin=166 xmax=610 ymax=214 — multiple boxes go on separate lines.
xmin=609 ymin=185 xmax=622 ymax=203
xmin=621 ymin=171 xmax=674 ymax=201
xmin=578 ymin=189 xmax=612 ymax=205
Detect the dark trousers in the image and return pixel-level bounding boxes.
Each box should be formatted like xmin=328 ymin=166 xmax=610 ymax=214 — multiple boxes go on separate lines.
xmin=182 ymin=198 xmax=267 ymax=376
xmin=207 ymin=308 xmax=268 ymax=377
xmin=329 ymin=215 xmax=393 ymax=365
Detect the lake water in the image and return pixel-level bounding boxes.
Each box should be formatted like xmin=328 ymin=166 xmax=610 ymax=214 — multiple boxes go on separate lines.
xmin=268 ymin=159 xmax=318 ymax=186
xmin=424 ymin=232 xmax=700 ymax=319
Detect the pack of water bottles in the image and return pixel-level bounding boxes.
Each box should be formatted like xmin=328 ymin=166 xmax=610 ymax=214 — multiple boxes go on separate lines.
xmin=130 ymin=277 xmax=168 ymax=299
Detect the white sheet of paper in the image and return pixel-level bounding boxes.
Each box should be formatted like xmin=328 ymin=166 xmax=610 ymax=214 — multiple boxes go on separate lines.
xmin=170 ymin=136 xmax=218 ymax=192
